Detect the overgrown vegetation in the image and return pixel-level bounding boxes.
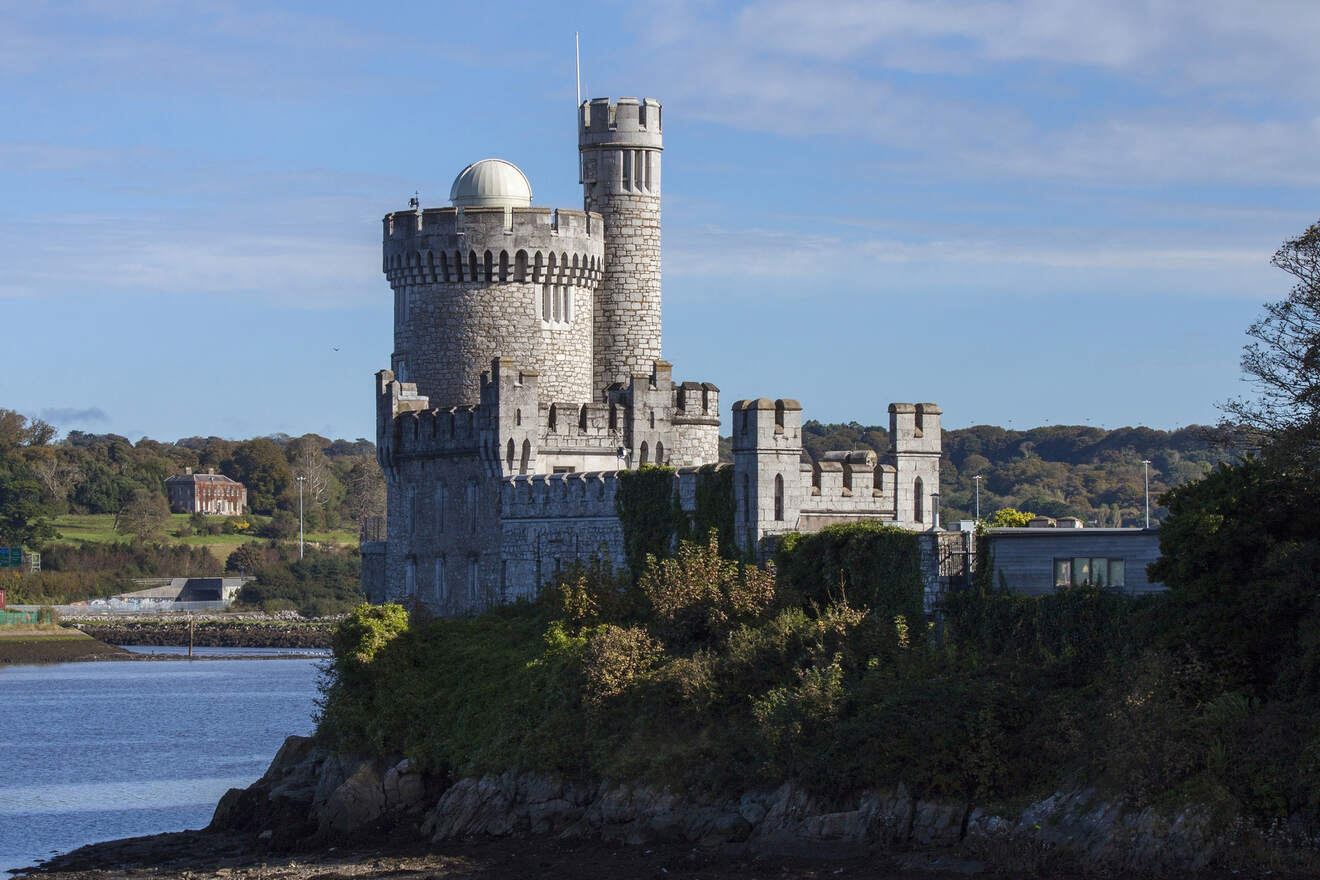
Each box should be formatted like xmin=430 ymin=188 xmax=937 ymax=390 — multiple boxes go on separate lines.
xmin=227 ymin=542 xmax=364 ymax=617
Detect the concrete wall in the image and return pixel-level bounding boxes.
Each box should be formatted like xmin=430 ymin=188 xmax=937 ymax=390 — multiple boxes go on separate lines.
xmin=985 ymin=528 xmax=1164 ymax=596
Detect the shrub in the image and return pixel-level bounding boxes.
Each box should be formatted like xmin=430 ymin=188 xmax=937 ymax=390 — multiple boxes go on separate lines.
xmin=639 ymin=534 xmax=775 ymax=649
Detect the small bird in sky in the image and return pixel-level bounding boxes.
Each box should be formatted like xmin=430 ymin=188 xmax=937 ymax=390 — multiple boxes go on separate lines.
xmin=332 ymin=347 xmax=340 ymax=352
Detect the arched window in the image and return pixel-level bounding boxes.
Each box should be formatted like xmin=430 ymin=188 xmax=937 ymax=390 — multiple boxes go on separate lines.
xmin=533 ymin=251 xmax=543 ymax=282
xmin=439 ymin=250 xmax=450 ymax=282
xmin=655 ymin=441 xmax=664 ymax=464
xmin=548 ymin=404 xmax=558 ymax=432
xmin=468 ymin=250 xmax=478 ymax=282
xmin=499 ymin=250 xmax=510 ymax=282
xmin=578 ymin=404 xmax=588 ymax=431
xmin=453 ymin=250 xmax=464 ymax=281
xmin=774 ymin=473 xmax=784 ymax=521
xmin=639 ymin=441 xmax=649 ymax=465
xmin=483 ymin=250 xmax=493 ymax=282
xmin=507 ymin=438 xmax=515 ymax=471
xmin=425 ymin=250 xmax=434 ymax=276
xmin=520 ymin=439 xmax=531 ymax=475
xmin=435 ymin=482 xmax=447 ymax=534
xmin=553 ymin=286 xmax=561 ymax=322
xmin=515 ymin=250 xmax=528 ymax=281
xmin=914 ymin=477 xmax=924 ymax=523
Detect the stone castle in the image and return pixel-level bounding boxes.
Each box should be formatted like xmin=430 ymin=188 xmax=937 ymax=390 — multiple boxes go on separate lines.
xmin=360 ymin=97 xmax=942 ymax=612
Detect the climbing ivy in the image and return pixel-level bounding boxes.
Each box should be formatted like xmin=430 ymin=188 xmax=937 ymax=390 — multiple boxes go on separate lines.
xmin=774 ymin=522 xmax=924 ymax=622
xmin=615 ymin=465 xmax=680 ymax=580
xmin=678 ymin=464 xmax=737 ymax=559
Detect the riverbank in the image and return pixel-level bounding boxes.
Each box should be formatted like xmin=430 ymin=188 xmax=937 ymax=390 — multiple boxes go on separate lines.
xmin=0 ymin=626 xmax=131 ymax=665
xmin=14 ymin=828 xmax=1005 ymax=880
xmin=72 ymin=618 xmax=335 ymax=650
xmin=14 ymin=733 xmax=1292 ymax=880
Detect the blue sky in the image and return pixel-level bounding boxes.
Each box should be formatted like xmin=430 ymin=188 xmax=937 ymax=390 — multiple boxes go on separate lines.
xmin=4 ymin=0 xmax=1317 ymax=442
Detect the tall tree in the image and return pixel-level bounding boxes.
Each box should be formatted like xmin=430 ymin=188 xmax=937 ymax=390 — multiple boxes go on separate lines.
xmin=1224 ymin=221 xmax=1320 ymax=459
xmin=0 ymin=409 xmax=58 ymax=547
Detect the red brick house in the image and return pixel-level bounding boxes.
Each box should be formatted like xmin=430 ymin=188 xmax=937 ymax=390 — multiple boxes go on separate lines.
xmin=165 ymin=468 xmax=248 ymax=516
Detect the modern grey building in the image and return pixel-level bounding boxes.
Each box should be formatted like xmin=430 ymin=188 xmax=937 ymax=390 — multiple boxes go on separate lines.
xmin=983 ymin=520 xmax=1164 ymax=596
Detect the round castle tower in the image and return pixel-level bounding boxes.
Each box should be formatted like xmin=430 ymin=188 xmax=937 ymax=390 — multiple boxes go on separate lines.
xmin=382 ymin=159 xmax=605 ymax=408
xmin=579 ymin=97 xmax=663 ymax=393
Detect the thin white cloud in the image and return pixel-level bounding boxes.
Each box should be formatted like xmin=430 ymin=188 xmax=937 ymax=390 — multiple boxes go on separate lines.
xmin=665 ymin=223 xmax=1275 ymax=298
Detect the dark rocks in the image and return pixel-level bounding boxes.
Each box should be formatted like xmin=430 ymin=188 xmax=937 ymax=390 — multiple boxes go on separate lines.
xmin=204 ymin=735 xmax=1221 ymax=874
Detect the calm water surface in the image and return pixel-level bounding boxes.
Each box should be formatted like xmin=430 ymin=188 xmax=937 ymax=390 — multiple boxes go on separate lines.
xmin=0 ymin=654 xmax=324 ymax=872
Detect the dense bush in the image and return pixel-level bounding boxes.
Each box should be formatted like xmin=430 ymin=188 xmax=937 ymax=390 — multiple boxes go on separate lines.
xmin=230 ymin=542 xmax=363 ymax=617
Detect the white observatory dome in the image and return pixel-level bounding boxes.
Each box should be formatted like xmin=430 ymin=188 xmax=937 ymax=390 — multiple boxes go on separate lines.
xmin=449 ymin=159 xmax=533 ymax=208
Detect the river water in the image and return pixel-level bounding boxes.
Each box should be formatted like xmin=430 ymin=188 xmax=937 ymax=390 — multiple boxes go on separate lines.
xmin=0 ymin=654 xmax=326 ymax=873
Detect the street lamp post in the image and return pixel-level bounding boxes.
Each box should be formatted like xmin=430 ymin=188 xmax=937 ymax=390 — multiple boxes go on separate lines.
xmin=1141 ymin=460 xmax=1151 ymax=529
xmin=296 ymin=475 xmax=306 ymax=559
xmin=972 ymin=474 xmax=982 ymax=522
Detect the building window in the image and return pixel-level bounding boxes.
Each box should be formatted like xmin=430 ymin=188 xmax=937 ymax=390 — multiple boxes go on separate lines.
xmin=467 ymin=480 xmax=479 ymax=533
xmin=435 ymin=556 xmax=446 ymax=602
xmin=774 ymin=473 xmax=784 ymax=521
xmin=469 ymin=555 xmax=480 ymax=602
xmin=913 ymin=477 xmax=924 ymax=523
xmin=1054 ymin=558 xmax=1126 ymax=588
xmin=435 ymin=482 xmax=447 ymax=534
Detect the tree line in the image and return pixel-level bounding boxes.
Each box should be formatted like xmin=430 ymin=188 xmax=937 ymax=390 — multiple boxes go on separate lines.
xmin=0 ymin=416 xmax=386 ymax=547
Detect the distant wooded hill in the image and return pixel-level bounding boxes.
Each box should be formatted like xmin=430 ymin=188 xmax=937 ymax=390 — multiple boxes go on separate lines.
xmin=718 ymin=422 xmax=1236 ymax=526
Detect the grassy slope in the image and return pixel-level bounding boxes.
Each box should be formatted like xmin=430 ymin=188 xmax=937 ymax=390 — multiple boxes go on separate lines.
xmin=51 ymin=514 xmax=357 ymax=563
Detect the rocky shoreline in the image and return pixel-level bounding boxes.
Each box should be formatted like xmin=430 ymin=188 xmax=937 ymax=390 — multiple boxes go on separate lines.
xmin=71 ymin=619 xmax=334 ymax=650
xmin=20 ymin=735 xmax=1297 ymax=879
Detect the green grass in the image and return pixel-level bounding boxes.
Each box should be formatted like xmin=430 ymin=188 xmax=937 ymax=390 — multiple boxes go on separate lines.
xmin=49 ymin=514 xmax=359 ymax=563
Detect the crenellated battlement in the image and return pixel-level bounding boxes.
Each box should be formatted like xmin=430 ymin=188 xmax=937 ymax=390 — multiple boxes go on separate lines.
xmin=383 ymin=207 xmax=604 ymax=290
xmin=579 ymin=97 xmax=663 ymax=149
xmin=501 ymin=463 xmax=731 ymax=522
xmin=672 ymin=380 xmax=720 ymax=425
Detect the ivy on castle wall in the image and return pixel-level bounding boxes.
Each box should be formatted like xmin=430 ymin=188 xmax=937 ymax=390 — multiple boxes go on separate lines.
xmin=678 ymin=464 xmax=737 ymax=560
xmin=774 ymin=523 xmax=924 ymax=622
xmin=615 ymin=466 xmax=681 ymax=580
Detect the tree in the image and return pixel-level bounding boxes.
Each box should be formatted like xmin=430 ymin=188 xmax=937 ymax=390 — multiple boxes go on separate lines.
xmin=984 ymin=508 xmax=1034 ymax=528
xmin=288 ymin=434 xmax=335 ymax=508
xmin=1224 ymin=221 xmax=1320 ymax=459
xmin=224 ymin=439 xmax=292 ymax=515
xmin=115 ymin=488 xmax=170 ymax=539
xmin=1150 ymin=459 xmax=1320 ymax=697
xmin=0 ymin=409 xmax=58 ymax=547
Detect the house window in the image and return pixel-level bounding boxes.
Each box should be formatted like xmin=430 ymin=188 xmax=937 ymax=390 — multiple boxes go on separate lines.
xmin=1054 ymin=558 xmax=1126 ymax=588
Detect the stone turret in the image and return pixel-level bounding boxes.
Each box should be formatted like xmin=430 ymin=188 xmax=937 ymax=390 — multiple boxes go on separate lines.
xmin=579 ymin=97 xmax=663 ymax=394
xmin=889 ymin=403 xmax=942 ymax=528
xmin=732 ymin=398 xmax=805 ymax=558
xmin=383 ymin=160 xmax=604 ymax=409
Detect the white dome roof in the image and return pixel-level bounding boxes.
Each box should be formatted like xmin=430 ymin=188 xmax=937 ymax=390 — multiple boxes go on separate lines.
xmin=449 ymin=159 xmax=532 ymax=208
